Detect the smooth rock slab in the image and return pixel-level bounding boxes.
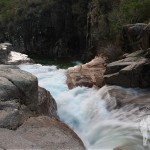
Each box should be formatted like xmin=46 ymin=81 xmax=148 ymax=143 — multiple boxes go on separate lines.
xmin=0 ymin=128 xmax=40 ymax=149
xmin=67 ymin=57 xmax=106 ymax=89
xmin=0 ymin=116 xmax=85 ymax=150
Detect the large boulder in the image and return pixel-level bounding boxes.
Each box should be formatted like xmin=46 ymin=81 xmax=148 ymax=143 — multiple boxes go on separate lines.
xmin=0 ymin=116 xmax=85 ymax=150
xmin=0 ymin=65 xmax=38 ymax=110
xmin=0 ymin=65 xmax=58 ymax=130
xmin=121 ymin=23 xmax=147 ymax=52
xmin=66 ymin=57 xmax=107 ymax=89
xmin=121 ymin=23 xmax=150 ymax=53
xmin=104 ymin=50 xmax=150 ymax=88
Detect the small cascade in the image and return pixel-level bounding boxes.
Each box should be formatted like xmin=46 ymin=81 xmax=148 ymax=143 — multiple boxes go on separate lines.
xmin=19 ymin=64 xmax=150 ymax=150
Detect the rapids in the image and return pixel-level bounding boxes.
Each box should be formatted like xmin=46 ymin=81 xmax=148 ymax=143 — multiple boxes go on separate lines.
xmin=19 ymin=64 xmax=150 ymax=150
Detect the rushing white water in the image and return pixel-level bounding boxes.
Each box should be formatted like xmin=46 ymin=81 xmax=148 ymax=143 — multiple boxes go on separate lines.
xmin=19 ymin=64 xmax=150 ymax=150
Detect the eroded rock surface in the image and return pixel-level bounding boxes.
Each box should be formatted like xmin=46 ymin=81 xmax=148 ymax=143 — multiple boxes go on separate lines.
xmin=67 ymin=57 xmax=107 ymax=89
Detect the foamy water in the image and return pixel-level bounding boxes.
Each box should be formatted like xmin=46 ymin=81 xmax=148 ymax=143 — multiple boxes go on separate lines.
xmin=19 ymin=64 xmax=150 ymax=150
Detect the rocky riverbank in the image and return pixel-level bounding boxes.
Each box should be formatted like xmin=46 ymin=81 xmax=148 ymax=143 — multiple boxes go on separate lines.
xmin=0 ymin=44 xmax=85 ymax=150
xmin=0 ymin=65 xmax=85 ymax=150
xmin=104 ymin=49 xmax=150 ymax=88
xmin=67 ymin=49 xmax=150 ymax=110
xmin=67 ymin=23 xmax=150 ymax=89
xmin=0 ymin=21 xmax=150 ymax=149
xmin=65 ymin=23 xmax=150 ymax=150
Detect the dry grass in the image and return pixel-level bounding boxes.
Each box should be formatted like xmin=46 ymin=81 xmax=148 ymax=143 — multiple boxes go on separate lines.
xmin=97 ymin=44 xmax=123 ymax=62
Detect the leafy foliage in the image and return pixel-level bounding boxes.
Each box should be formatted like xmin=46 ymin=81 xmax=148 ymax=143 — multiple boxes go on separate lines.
xmin=96 ymin=0 xmax=149 ymax=36
xmin=0 ymin=0 xmax=150 ymax=58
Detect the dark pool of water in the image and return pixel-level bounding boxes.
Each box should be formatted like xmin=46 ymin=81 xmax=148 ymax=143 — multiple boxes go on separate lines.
xmin=30 ymin=55 xmax=81 ymax=69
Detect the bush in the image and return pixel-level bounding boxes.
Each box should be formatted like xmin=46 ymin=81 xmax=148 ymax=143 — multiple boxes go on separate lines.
xmin=97 ymin=44 xmax=122 ymax=62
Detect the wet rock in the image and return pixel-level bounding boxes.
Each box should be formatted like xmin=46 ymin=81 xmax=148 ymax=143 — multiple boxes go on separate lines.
xmin=102 ymin=85 xmax=150 ymax=110
xmin=113 ymin=145 xmax=145 ymax=150
xmin=67 ymin=57 xmax=107 ymax=89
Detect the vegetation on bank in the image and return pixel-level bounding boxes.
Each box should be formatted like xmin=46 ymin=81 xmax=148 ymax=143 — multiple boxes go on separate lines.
xmin=0 ymin=0 xmax=150 ymax=60
xmin=96 ymin=0 xmax=150 ymax=38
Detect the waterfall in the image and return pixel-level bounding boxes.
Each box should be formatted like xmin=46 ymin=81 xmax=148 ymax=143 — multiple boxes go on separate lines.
xmin=19 ymin=64 xmax=150 ymax=150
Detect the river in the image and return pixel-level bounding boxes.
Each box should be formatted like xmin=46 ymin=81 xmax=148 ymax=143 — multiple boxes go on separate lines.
xmin=19 ymin=63 xmax=150 ymax=150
